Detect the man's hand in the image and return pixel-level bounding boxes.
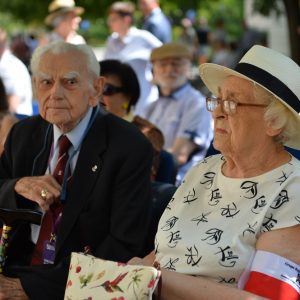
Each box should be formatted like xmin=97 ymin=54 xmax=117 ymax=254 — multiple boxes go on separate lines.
xmin=0 ymin=275 xmax=28 ymax=299
xmin=14 ymin=175 xmax=62 ymax=211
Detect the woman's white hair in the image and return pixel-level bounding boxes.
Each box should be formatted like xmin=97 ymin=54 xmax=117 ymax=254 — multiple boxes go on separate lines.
xmin=30 ymin=41 xmax=100 ymax=80
xmin=254 ymin=83 xmax=298 ymax=146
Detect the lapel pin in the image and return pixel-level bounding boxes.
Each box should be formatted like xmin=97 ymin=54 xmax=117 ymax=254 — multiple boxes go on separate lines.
xmin=92 ymin=165 xmax=98 ymax=172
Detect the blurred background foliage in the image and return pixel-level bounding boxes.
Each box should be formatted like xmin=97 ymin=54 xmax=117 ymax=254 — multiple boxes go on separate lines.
xmin=0 ymin=0 xmax=298 ymax=64
xmin=0 ymin=0 xmax=247 ymax=46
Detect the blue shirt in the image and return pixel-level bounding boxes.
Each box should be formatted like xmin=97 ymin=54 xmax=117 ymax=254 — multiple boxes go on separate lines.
xmin=142 ymin=8 xmax=172 ymax=43
xmin=142 ymin=83 xmax=212 ymax=150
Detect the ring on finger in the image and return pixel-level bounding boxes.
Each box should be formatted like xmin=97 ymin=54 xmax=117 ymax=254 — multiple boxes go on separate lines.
xmin=40 ymin=189 xmax=48 ymax=200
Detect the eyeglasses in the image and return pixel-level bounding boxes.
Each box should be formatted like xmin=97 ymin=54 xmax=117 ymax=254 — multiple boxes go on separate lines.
xmin=206 ymin=96 xmax=268 ymax=115
xmin=103 ymin=83 xmax=126 ymax=96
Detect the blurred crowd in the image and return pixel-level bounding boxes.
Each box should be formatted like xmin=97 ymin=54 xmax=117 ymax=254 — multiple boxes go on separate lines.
xmin=0 ymin=0 xmax=267 ymax=185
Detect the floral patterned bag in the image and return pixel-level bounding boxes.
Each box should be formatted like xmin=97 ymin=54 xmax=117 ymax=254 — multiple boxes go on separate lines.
xmin=64 ymin=252 xmax=161 ymax=300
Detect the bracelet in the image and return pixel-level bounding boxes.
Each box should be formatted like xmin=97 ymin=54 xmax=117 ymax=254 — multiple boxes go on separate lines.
xmin=153 ymin=261 xmax=162 ymax=300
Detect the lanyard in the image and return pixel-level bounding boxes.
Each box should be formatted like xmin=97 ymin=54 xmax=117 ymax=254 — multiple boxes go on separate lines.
xmin=59 ymin=105 xmax=100 ymax=203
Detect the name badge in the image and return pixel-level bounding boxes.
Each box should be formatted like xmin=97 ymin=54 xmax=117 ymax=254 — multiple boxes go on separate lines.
xmin=42 ymin=239 xmax=56 ymax=264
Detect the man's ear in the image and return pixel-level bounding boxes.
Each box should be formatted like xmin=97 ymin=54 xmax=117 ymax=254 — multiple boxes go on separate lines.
xmin=90 ymin=76 xmax=105 ymax=106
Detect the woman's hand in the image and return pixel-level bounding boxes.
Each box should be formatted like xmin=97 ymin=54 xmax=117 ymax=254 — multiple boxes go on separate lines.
xmin=127 ymin=250 xmax=156 ymax=266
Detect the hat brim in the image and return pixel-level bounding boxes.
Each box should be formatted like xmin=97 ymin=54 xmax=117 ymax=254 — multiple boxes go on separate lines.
xmin=199 ymin=63 xmax=300 ymax=150
xmin=45 ymin=6 xmax=84 ymax=25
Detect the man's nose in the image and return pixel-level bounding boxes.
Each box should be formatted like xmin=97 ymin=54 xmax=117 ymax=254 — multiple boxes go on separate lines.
xmin=50 ymin=82 xmax=63 ymax=99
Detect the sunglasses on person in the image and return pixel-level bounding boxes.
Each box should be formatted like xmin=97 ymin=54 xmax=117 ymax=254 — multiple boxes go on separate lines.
xmin=103 ymin=83 xmax=126 ymax=96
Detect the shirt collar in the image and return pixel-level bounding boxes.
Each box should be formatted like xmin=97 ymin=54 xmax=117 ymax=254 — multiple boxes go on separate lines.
xmin=158 ymin=82 xmax=190 ymax=100
xmin=53 ymin=107 xmax=93 ymax=151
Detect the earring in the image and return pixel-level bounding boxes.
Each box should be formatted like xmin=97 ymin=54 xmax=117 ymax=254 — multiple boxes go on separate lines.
xmin=122 ymin=102 xmax=129 ymax=110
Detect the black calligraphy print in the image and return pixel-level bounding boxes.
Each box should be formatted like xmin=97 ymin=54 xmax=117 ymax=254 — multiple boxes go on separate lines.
xmin=215 ymin=246 xmax=239 ymax=268
xmin=208 ymin=188 xmax=222 ymax=206
xmin=200 ymin=172 xmax=216 ymax=189
xmin=270 ymin=190 xmax=289 ymax=209
xmin=167 ymin=230 xmax=182 ymax=248
xmin=240 ymin=181 xmax=258 ymax=199
xmin=201 ymin=228 xmax=223 ymax=245
xmin=166 ymin=197 xmax=175 ymax=210
xmin=185 ymin=245 xmax=202 ymax=267
xmin=242 ymin=221 xmax=258 ymax=236
xmin=191 ymin=212 xmax=211 ymax=225
xmin=183 ymin=188 xmax=198 ymax=204
xmin=220 ymin=202 xmax=240 ymax=218
xmin=276 ymin=171 xmax=292 ymax=185
xmin=218 ymin=277 xmax=236 ymax=284
xmin=161 ymin=216 xmax=179 ymax=231
xmin=295 ymin=216 xmax=300 ymax=223
xmin=261 ymin=213 xmax=278 ymax=232
xmin=162 ymin=258 xmax=179 ymax=271
xmin=251 ymin=196 xmax=267 ymax=214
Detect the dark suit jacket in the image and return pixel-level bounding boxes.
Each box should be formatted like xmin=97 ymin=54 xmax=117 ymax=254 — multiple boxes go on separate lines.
xmin=0 ymin=109 xmax=153 ymax=299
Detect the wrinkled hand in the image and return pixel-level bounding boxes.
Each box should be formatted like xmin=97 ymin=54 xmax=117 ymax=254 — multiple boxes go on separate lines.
xmin=14 ymin=175 xmax=62 ymax=211
xmin=0 ymin=275 xmax=28 ymax=299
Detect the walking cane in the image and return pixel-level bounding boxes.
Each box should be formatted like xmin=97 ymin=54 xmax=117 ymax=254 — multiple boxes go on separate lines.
xmin=0 ymin=208 xmax=42 ymax=273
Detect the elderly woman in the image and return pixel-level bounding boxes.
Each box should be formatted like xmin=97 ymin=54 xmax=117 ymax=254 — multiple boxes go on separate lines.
xmin=129 ymin=45 xmax=300 ymax=299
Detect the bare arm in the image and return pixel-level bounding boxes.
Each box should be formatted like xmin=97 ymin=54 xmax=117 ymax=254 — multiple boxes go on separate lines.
xmin=7 ymin=95 xmax=21 ymax=113
xmin=169 ymin=137 xmax=197 ymax=166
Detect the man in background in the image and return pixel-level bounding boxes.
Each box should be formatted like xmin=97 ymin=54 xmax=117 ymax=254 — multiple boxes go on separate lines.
xmin=138 ymin=0 xmax=172 ymax=43
xmin=142 ymin=43 xmax=213 ymax=184
xmin=104 ymin=1 xmax=162 ymax=116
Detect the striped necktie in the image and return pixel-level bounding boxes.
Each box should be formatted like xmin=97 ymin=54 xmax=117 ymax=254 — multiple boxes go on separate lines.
xmin=31 ymin=135 xmax=72 ymax=265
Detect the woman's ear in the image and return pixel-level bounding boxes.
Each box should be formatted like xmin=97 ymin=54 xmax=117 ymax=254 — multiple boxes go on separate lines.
xmin=265 ymin=118 xmax=283 ymax=137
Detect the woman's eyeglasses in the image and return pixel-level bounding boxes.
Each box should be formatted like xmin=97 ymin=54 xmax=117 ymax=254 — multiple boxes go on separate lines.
xmin=103 ymin=83 xmax=126 ymax=96
xmin=206 ymin=96 xmax=268 ymax=115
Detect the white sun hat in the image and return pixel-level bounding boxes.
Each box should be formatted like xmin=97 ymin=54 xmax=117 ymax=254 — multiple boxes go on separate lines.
xmin=199 ymin=45 xmax=300 ymax=149
xmin=45 ymin=0 xmax=84 ymax=26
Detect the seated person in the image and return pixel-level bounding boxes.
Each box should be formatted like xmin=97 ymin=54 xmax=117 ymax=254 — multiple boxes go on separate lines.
xmin=99 ymin=59 xmax=176 ymax=182
xmin=0 ymin=41 xmax=153 ymax=299
xmin=141 ymin=43 xmax=213 ymax=185
xmin=129 ymin=45 xmax=300 ymax=299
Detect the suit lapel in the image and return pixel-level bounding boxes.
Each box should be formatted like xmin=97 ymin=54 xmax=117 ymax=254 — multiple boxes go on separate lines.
xmin=56 ymin=112 xmax=108 ymax=253
xmin=30 ymin=118 xmax=53 ymax=176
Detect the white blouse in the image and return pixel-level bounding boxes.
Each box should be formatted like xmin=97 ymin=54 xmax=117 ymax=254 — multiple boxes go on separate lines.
xmin=155 ymin=154 xmax=300 ymax=286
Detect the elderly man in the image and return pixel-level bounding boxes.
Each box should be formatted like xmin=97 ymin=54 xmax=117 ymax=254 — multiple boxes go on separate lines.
xmin=142 ymin=43 xmax=213 ymax=183
xmin=0 ymin=41 xmax=152 ymax=299
xmin=0 ymin=28 xmax=33 ymax=116
xmin=138 ymin=0 xmax=172 ymax=43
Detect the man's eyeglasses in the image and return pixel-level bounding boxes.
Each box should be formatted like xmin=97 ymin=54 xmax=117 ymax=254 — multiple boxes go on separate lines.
xmin=103 ymin=83 xmax=126 ymax=96
xmin=206 ymin=96 xmax=268 ymax=115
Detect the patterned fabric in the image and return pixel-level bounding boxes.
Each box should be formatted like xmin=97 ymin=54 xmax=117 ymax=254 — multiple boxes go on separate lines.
xmin=64 ymin=252 xmax=160 ymax=300
xmin=155 ymin=154 xmax=300 ymax=287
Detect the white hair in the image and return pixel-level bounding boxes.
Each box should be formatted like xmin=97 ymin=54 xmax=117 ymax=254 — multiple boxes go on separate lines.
xmin=30 ymin=41 xmax=100 ymax=80
xmin=253 ymin=83 xmax=298 ymax=145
